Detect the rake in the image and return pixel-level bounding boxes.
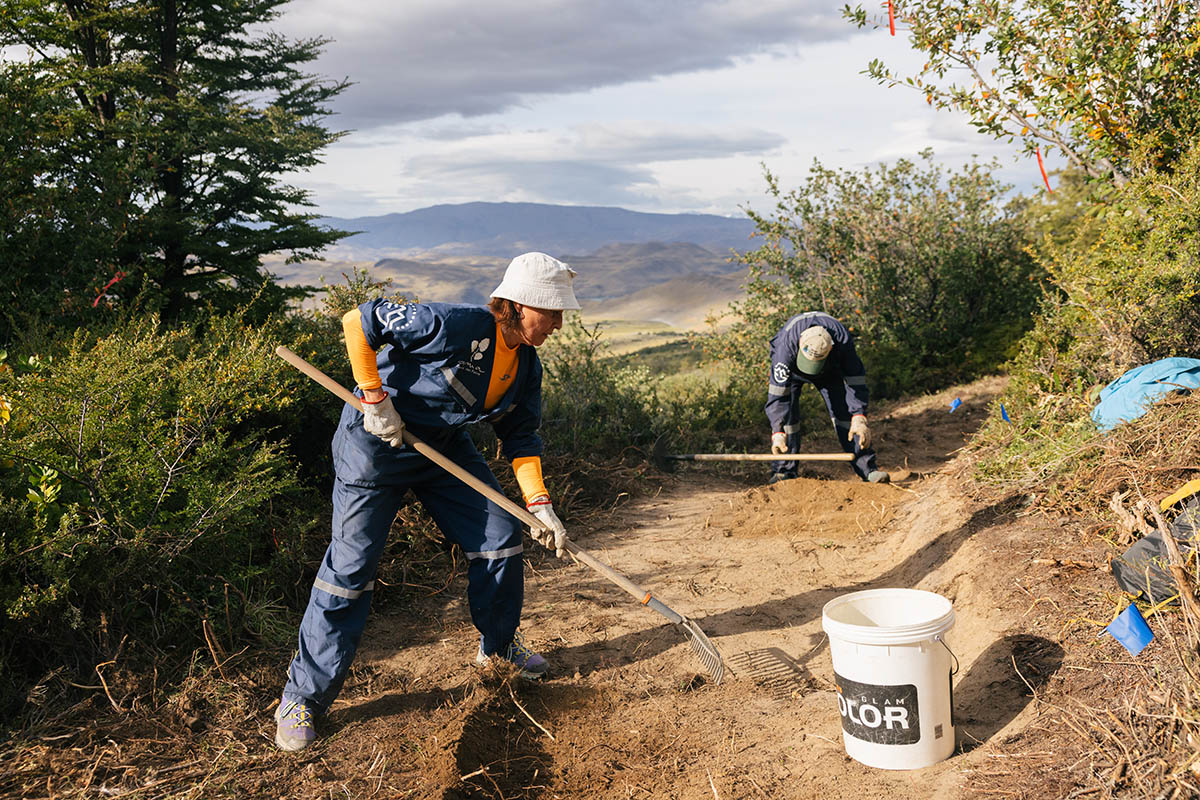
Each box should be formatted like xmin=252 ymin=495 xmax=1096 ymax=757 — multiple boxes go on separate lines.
xmin=276 ymin=345 xmax=724 ymax=684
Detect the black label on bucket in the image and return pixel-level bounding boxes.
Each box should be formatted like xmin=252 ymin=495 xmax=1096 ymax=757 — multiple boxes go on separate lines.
xmin=834 ymin=672 xmax=920 ymax=745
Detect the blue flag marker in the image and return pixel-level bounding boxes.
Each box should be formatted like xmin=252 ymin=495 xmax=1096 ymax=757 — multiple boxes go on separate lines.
xmin=949 ymin=397 xmax=962 ymax=413
xmin=1105 ymin=604 xmax=1154 ymax=656
xmin=1000 ymin=403 xmax=1010 ymax=423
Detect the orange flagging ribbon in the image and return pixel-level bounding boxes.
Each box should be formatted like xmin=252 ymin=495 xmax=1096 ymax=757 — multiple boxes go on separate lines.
xmin=1036 ymin=146 xmax=1054 ymax=193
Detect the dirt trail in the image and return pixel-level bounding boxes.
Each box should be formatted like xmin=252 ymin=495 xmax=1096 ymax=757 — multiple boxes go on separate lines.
xmin=257 ymin=375 xmax=1077 ymax=799
xmin=8 ymin=375 xmax=1089 ymax=799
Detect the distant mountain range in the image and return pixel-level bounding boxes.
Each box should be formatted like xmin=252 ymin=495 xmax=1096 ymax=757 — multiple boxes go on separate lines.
xmin=267 ymin=202 xmax=756 ymax=332
xmin=318 ymin=201 xmax=756 ymax=258
xmin=347 ymin=241 xmax=743 ymax=304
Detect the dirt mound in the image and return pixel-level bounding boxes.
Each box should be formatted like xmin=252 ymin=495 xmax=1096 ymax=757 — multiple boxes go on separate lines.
xmin=721 ymin=477 xmax=909 ymax=541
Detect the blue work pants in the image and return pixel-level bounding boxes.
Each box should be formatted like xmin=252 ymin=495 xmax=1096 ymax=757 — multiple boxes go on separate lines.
xmin=283 ymin=407 xmax=524 ymax=712
xmin=771 ymin=383 xmax=879 ymax=480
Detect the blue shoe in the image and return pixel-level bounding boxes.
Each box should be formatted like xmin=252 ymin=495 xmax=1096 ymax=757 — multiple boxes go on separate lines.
xmin=476 ymin=632 xmax=549 ymax=679
xmin=274 ymin=696 xmax=317 ymax=751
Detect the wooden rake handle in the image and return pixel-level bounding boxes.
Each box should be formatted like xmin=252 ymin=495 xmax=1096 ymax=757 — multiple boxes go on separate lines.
xmin=274 ymin=346 xmax=680 ymax=622
xmin=669 ymin=453 xmax=854 ymax=462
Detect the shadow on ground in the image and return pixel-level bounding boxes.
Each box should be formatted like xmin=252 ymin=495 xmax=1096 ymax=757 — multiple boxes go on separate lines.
xmin=954 ymin=634 xmax=1065 ymax=752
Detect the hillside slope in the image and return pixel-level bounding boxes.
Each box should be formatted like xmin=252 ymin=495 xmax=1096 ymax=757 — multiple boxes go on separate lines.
xmin=264 ymin=241 xmax=748 ymax=331
xmin=580 ymin=268 xmax=748 ymax=329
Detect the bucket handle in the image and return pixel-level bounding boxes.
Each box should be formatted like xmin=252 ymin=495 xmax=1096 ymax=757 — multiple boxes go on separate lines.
xmin=935 ymin=634 xmax=959 ymax=676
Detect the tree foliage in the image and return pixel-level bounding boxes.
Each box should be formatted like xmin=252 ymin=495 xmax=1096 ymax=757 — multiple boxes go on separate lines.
xmin=712 ymin=151 xmax=1041 ymax=398
xmin=973 ymin=140 xmax=1200 ymax=510
xmin=1012 ymin=138 xmax=1200 ymax=399
xmin=0 ymin=0 xmax=348 ymax=335
xmin=844 ymin=0 xmax=1200 ymax=185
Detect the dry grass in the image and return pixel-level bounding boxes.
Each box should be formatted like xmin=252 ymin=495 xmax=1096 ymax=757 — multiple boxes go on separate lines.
xmin=966 ymin=391 xmax=1200 ymax=518
xmin=962 ymin=390 xmax=1200 ymax=799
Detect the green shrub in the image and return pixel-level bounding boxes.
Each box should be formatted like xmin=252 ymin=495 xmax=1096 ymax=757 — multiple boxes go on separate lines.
xmin=535 ymin=317 xmax=662 ymax=457
xmin=974 ymin=141 xmax=1200 ymax=507
xmin=0 ymin=314 xmax=331 ymax=713
xmin=713 ymin=150 xmax=1042 ymax=400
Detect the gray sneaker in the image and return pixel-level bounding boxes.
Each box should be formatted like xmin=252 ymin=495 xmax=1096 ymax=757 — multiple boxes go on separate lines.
xmin=767 ymin=472 xmax=796 ymax=485
xmin=476 ymin=632 xmax=549 ymax=679
xmin=274 ymin=696 xmax=317 ymax=751
xmin=867 ymin=470 xmax=891 ymax=484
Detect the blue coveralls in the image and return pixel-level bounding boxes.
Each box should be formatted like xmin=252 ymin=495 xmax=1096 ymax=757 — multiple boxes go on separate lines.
xmin=284 ymin=300 xmax=544 ymax=713
xmin=765 ymin=312 xmax=879 ymax=481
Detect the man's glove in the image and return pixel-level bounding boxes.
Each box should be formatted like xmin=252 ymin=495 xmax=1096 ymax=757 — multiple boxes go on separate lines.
xmin=770 ymin=431 xmax=788 ymax=455
xmin=527 ymin=495 xmax=567 ymax=558
xmin=848 ymin=414 xmax=871 ymax=449
xmin=361 ymin=393 xmax=405 ymax=446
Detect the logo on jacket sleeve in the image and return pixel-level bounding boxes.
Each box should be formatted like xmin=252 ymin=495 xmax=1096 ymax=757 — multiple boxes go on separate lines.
xmin=375 ymin=302 xmax=412 ymax=332
xmin=772 ymin=362 xmax=790 ymax=384
xmin=471 ymin=338 xmax=490 ymax=361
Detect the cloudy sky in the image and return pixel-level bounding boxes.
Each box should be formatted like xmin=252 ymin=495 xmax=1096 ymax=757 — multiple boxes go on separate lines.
xmin=275 ymin=0 xmax=1054 ymax=219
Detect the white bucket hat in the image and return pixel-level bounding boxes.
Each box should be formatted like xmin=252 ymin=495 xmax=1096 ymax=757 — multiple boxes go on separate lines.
xmin=796 ymin=325 xmax=833 ymax=375
xmin=490 ymin=252 xmax=581 ymax=311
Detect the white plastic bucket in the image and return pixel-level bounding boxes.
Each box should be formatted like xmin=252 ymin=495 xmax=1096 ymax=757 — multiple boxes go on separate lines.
xmin=821 ymin=588 xmax=956 ymax=770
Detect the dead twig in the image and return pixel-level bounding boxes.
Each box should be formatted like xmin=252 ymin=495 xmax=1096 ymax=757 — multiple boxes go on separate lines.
xmin=1110 ymin=491 xmax=1153 ymax=545
xmin=1032 ymin=558 xmax=1101 ymax=570
xmin=1143 ymin=500 xmax=1200 ymax=645
xmin=508 ymin=686 xmax=555 ymax=741
xmin=94 ymin=660 xmax=124 ymax=714
xmin=201 ymin=619 xmax=229 ymax=681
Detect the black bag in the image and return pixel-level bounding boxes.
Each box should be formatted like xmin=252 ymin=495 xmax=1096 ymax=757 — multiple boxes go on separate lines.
xmin=1111 ymin=498 xmax=1200 ymax=604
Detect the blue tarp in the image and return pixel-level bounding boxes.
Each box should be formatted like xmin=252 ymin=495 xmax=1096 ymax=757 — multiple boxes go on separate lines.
xmin=1091 ymin=357 xmax=1200 ymax=432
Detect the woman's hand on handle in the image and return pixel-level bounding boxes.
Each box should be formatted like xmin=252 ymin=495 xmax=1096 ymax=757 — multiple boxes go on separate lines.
xmin=526 ymin=494 xmax=567 ymax=558
xmin=361 ymin=391 xmax=405 ymax=447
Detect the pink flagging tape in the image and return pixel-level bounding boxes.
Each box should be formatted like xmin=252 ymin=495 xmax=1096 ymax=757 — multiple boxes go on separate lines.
xmin=92 ymin=271 xmax=127 ymax=307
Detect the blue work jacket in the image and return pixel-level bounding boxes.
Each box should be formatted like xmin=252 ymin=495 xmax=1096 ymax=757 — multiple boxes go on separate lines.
xmin=766 ymin=311 xmax=870 ymax=432
xmin=356 ymin=299 xmax=544 ymax=461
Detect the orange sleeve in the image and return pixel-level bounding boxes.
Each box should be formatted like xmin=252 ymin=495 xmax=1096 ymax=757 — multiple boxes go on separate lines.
xmin=513 ymin=456 xmax=548 ymax=504
xmin=342 ymin=308 xmax=382 ymax=390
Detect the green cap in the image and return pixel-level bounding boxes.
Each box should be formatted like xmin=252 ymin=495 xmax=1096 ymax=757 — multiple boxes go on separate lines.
xmin=795 ymin=326 xmax=833 ymax=375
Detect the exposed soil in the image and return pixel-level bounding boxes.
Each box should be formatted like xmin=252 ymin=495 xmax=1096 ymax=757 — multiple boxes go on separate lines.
xmin=3 ymin=375 xmax=1140 ymax=798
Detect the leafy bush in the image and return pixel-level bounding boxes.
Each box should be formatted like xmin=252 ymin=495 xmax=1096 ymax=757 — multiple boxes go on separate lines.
xmin=973 ymin=141 xmax=1200 ymax=508
xmin=535 ymin=317 xmax=662 ymax=457
xmin=712 ymin=150 xmax=1042 ymax=400
xmin=0 ymin=314 xmax=332 ymax=713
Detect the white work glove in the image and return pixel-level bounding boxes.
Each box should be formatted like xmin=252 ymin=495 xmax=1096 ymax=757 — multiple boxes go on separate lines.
xmin=770 ymin=431 xmax=788 ymax=455
xmin=527 ymin=495 xmax=567 ymax=558
xmin=848 ymin=414 xmax=871 ymax=449
xmin=361 ymin=393 xmax=405 ymax=447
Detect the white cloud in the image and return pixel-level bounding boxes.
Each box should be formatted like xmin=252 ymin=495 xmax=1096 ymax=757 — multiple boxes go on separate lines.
xmin=278 ymin=0 xmax=853 ymax=128
xmin=276 ymin=3 xmax=1051 ymax=217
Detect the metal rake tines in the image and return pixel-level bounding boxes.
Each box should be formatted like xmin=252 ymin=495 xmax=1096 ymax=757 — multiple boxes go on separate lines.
xmin=726 ymin=647 xmax=811 ymax=702
xmin=681 ymin=618 xmax=725 ymax=684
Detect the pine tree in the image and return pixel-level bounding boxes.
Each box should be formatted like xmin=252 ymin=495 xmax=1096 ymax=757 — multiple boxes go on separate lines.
xmin=0 ymin=0 xmax=348 ymax=327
